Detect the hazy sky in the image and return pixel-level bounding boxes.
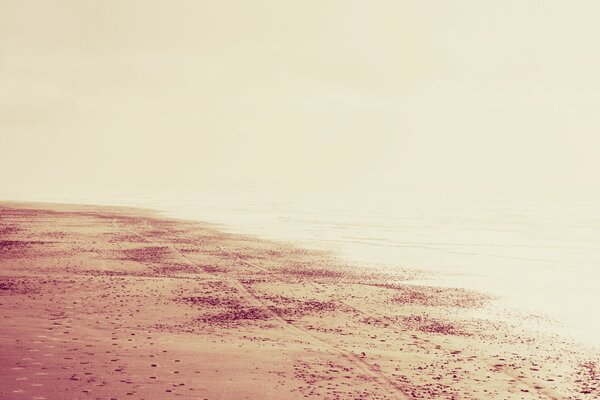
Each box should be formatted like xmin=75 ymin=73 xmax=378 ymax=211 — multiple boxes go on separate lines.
xmin=2 ymin=1 xmax=600 ymax=198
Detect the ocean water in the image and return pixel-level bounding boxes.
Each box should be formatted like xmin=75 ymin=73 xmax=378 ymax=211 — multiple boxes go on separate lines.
xmin=5 ymin=187 xmax=600 ymax=348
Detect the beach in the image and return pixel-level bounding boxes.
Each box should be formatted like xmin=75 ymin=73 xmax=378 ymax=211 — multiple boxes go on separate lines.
xmin=1 ymin=201 xmax=598 ymax=400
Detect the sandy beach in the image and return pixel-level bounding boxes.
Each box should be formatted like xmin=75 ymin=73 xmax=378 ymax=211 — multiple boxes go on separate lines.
xmin=0 ymin=201 xmax=598 ymax=400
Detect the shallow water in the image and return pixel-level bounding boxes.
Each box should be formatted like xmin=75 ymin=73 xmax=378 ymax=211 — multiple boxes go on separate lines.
xmin=5 ymin=187 xmax=600 ymax=348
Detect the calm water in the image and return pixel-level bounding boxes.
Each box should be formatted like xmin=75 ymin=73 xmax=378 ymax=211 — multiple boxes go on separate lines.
xmin=5 ymin=187 xmax=600 ymax=348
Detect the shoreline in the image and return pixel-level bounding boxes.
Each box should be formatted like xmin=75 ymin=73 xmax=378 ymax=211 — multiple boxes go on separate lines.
xmin=1 ymin=201 xmax=598 ymax=399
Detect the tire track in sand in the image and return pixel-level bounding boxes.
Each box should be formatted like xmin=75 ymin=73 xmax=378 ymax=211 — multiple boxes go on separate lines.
xmin=114 ymin=217 xmax=409 ymax=400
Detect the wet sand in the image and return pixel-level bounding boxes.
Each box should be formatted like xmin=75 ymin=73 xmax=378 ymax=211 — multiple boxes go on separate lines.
xmin=0 ymin=201 xmax=598 ymax=400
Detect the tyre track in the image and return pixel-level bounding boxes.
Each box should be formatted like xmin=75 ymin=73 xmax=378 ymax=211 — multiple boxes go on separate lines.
xmin=113 ymin=217 xmax=409 ymax=400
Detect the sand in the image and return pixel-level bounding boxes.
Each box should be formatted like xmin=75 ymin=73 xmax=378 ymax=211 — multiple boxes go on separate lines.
xmin=0 ymin=201 xmax=598 ymax=400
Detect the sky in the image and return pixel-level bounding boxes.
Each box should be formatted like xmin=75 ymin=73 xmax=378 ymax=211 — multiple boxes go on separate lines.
xmin=2 ymin=1 xmax=600 ymax=199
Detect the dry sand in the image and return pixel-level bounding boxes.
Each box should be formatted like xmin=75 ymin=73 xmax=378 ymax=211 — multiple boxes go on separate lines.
xmin=0 ymin=201 xmax=598 ymax=400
